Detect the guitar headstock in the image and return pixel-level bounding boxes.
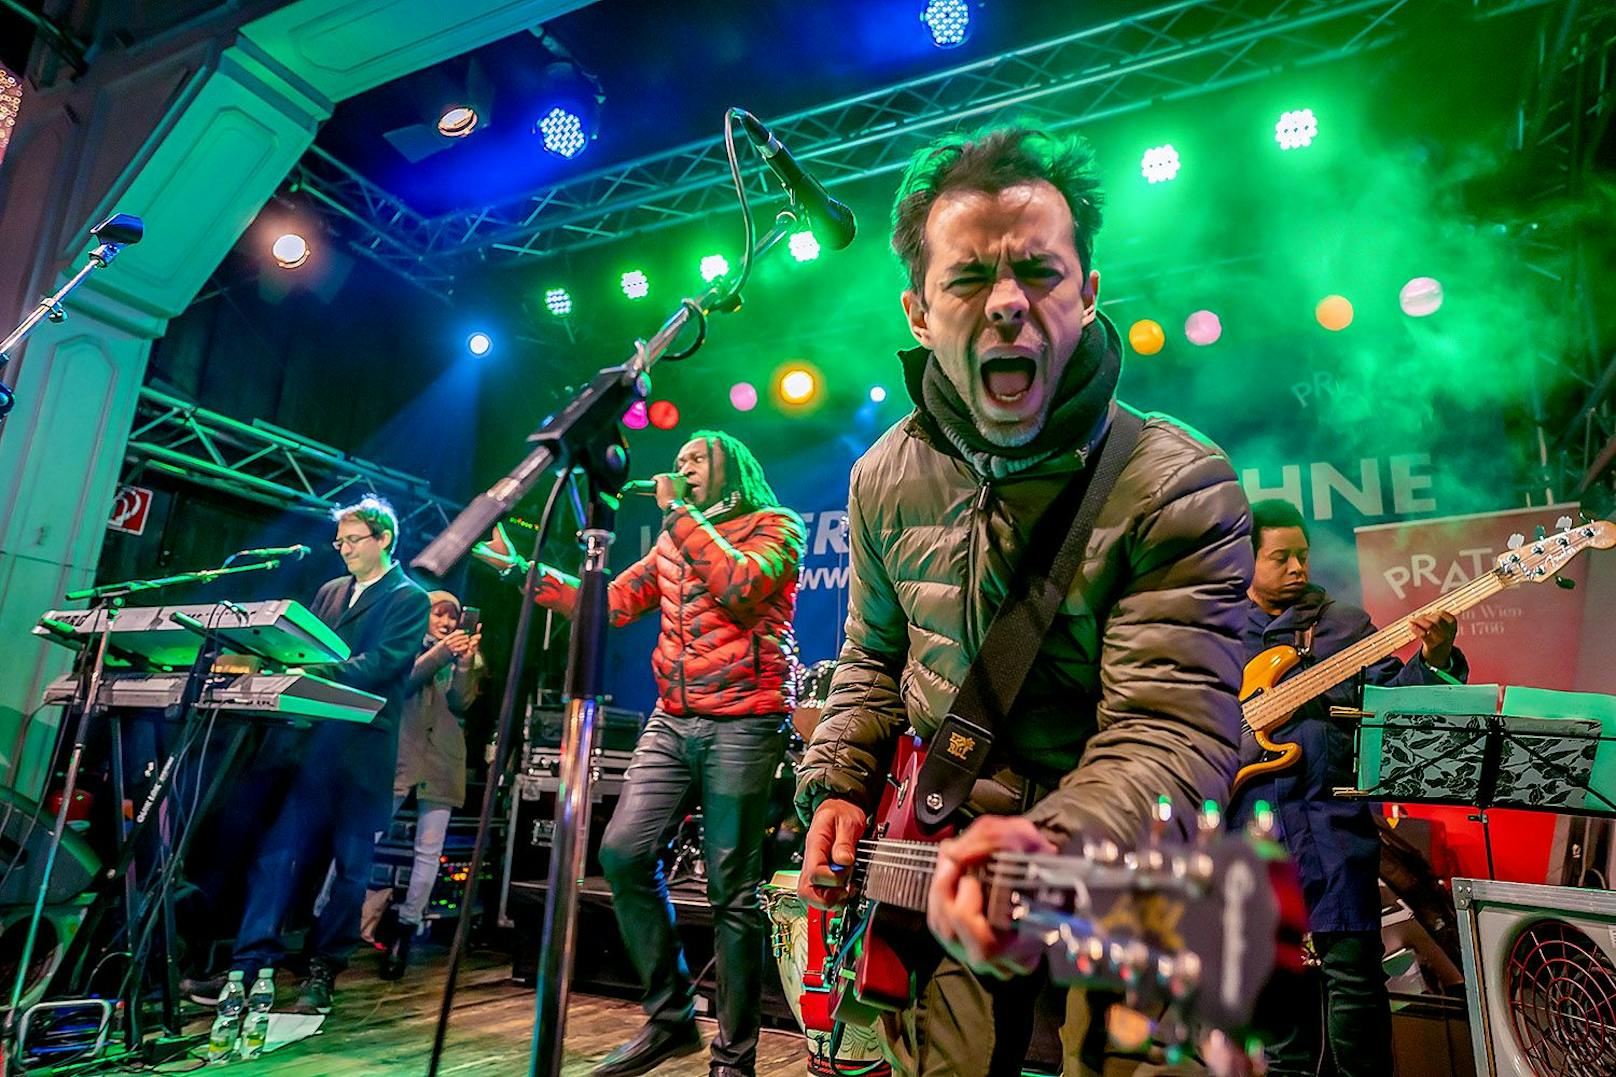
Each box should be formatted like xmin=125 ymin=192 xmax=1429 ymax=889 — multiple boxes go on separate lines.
xmin=999 ymin=804 xmax=1306 ymax=1044
xmin=1496 ymin=518 xmax=1615 ymax=584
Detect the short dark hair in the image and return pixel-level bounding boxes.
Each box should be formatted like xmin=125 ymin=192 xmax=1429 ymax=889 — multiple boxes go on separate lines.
xmin=890 ymin=122 xmax=1105 ymax=293
xmin=332 ymin=495 xmax=399 ymax=554
xmin=1249 ymin=498 xmax=1308 ymax=553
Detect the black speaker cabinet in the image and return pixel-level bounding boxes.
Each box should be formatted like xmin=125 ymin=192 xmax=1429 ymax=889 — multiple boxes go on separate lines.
xmin=0 ymin=790 xmax=99 ymax=906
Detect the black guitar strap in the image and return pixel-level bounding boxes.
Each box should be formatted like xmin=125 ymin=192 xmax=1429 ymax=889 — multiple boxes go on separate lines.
xmin=914 ymin=406 xmax=1145 ymax=831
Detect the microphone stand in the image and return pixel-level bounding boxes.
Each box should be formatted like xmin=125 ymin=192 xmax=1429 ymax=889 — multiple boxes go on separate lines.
xmin=10 ymin=555 xmax=294 ymax=1061
xmin=0 ymin=214 xmax=144 ymax=423
xmin=412 ymin=208 xmax=804 ymax=1077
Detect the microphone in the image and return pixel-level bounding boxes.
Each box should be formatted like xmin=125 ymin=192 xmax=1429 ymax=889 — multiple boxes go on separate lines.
xmin=235 ymin=544 xmax=310 ymax=561
xmin=91 ymin=213 xmax=144 ymax=247
xmin=733 ymin=110 xmax=856 ymax=251
xmin=620 ymin=479 xmax=660 ymax=496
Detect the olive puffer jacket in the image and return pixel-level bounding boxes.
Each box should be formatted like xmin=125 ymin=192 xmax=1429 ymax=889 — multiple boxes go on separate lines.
xmin=533 ymin=502 xmax=806 ymax=717
xmin=794 ymin=400 xmax=1254 ymax=847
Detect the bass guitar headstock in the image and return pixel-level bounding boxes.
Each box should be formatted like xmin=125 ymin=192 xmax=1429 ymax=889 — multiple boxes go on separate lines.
xmin=998 ymin=801 xmax=1308 ymax=1046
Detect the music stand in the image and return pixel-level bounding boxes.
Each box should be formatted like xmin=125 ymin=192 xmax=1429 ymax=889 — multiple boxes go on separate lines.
xmin=1345 ymin=684 xmax=1616 ymax=878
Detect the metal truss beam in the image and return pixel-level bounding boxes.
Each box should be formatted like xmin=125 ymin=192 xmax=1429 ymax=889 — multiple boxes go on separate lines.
xmin=123 ymin=385 xmax=462 ymax=541
xmin=300 ymin=0 xmax=1561 ymax=277
xmin=1512 ymin=2 xmax=1616 ymax=501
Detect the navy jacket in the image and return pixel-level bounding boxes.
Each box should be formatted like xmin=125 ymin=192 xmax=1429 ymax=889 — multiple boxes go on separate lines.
xmin=306 ymin=563 xmax=431 ymax=797
xmin=1229 ymin=585 xmax=1467 ymax=933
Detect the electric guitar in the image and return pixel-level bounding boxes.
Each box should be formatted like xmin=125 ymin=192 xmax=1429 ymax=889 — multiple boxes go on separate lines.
xmin=824 ymin=733 xmax=1307 ymax=1040
xmin=1232 ymin=516 xmax=1615 ymax=797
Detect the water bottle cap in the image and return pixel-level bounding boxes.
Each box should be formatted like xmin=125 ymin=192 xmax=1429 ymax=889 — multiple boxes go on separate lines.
xmin=227 ymin=970 xmax=245 ymax=980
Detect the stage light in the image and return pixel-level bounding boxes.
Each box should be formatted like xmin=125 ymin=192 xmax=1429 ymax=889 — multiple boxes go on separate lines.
xmin=1274 ymin=108 xmax=1317 ymax=150
xmin=1140 ymin=145 xmax=1180 ymax=184
xmin=1184 ymin=310 xmax=1222 ymax=346
xmin=544 ymin=287 xmax=573 ymax=317
xmin=869 ymin=386 xmax=888 ymax=403
xmin=534 ymin=58 xmax=603 ymax=160
xmin=437 ymin=105 xmax=479 ymax=139
xmin=1316 ymin=294 xmax=1354 ymax=331
xmin=729 ymin=382 xmax=758 ymax=412
xmin=789 ymin=231 xmax=821 ymax=262
xmin=271 ymin=233 xmax=310 ymax=269
xmin=467 ymin=332 xmax=492 ymax=356
xmin=780 ymin=368 xmax=817 ymax=405
xmin=537 ymin=106 xmax=587 ymax=159
xmin=648 ymin=400 xmax=680 ymax=430
xmin=1128 ymin=319 xmax=1165 ymax=355
xmin=621 ymin=270 xmax=650 ymax=300
xmin=700 ymin=254 xmax=730 ymax=282
xmin=1399 ymin=277 xmax=1444 ymax=317
xmin=921 ymin=0 xmax=971 ymax=48
xmin=623 ymin=400 xmax=649 ymax=430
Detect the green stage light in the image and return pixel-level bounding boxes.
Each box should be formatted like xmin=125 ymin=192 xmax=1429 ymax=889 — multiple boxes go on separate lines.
xmin=700 ymin=254 xmax=730 ymax=282
xmin=544 ymin=287 xmax=573 ymax=317
xmin=1275 ymin=108 xmax=1318 ymax=150
xmin=621 ymin=270 xmax=650 ymax=300
xmin=1140 ymin=145 xmax=1180 ymax=184
xmin=789 ymin=231 xmax=821 ymax=262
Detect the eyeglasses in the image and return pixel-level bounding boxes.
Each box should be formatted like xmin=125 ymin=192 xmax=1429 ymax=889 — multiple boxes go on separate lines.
xmin=332 ymin=533 xmax=378 ymax=551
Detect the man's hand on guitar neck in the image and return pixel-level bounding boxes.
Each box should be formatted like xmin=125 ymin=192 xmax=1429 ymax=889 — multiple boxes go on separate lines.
xmin=928 ymin=815 xmax=1055 ymax=979
xmin=799 ymin=798 xmax=868 ymax=908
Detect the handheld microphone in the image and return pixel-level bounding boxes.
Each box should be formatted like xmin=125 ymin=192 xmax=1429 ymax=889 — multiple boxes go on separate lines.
xmin=236 ymin=544 xmax=310 ymax=561
xmin=620 ymin=479 xmax=660 ymax=495
xmin=732 ymin=110 xmax=857 ymax=251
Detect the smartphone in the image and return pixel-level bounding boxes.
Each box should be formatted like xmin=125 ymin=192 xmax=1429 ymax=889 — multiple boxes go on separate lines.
xmin=458 ymin=606 xmax=481 ymax=635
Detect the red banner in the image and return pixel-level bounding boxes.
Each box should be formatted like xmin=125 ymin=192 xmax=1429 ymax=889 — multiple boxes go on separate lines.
xmin=1354 ymin=504 xmax=1595 ymax=883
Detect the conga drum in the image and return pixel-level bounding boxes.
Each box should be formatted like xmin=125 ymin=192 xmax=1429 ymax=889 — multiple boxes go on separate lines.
xmin=762 ymin=870 xmax=889 ymax=1076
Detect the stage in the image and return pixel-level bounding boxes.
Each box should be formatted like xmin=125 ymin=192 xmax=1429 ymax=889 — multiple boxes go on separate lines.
xmin=101 ymin=947 xmax=809 ymax=1075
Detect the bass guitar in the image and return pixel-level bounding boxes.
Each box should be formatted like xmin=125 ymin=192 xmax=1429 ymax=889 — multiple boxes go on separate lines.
xmin=1232 ymin=516 xmax=1614 ymax=797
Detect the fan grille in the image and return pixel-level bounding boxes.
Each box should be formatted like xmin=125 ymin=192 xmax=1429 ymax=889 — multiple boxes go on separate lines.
xmin=1506 ymin=917 xmax=1616 ymax=1076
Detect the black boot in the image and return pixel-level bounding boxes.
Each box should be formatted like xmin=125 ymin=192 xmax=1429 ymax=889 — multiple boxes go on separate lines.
xmin=590 ymin=1020 xmax=702 ymax=1077
xmin=379 ymin=909 xmax=411 ymax=981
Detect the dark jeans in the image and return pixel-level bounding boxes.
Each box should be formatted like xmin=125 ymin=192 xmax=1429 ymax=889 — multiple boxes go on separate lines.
xmin=1267 ymin=931 xmax=1392 ymax=1077
xmin=598 ymin=710 xmax=787 ymax=1074
xmin=231 ymin=748 xmax=394 ymax=975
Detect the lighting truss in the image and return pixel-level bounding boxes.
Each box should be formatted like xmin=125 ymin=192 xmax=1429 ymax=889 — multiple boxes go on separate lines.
xmin=124 ymin=386 xmax=462 ymax=542
xmin=296 ymin=0 xmax=1568 ymax=284
xmin=1509 ymin=2 xmax=1616 ymax=502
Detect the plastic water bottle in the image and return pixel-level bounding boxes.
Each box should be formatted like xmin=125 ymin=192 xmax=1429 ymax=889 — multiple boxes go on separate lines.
xmin=206 ymin=970 xmax=245 ymax=1062
xmin=239 ymin=968 xmax=275 ymax=1059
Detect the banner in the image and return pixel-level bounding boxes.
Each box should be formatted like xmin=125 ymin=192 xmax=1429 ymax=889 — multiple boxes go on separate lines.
xmin=1354 ymin=504 xmax=1595 ymax=883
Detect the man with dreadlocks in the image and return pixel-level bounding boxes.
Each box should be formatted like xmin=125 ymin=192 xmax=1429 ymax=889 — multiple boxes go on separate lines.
xmin=476 ymin=430 xmax=805 ymax=1077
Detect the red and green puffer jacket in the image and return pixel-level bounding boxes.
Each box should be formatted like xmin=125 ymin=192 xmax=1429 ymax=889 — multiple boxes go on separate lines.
xmin=531 ymin=502 xmax=807 ymax=716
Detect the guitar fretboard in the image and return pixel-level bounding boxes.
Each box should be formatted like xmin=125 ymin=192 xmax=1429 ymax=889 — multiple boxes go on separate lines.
xmin=857 ymin=838 xmax=940 ymax=912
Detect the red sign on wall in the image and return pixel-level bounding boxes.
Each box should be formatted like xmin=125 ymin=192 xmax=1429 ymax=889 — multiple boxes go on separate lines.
xmin=108 ymin=485 xmax=153 ymax=535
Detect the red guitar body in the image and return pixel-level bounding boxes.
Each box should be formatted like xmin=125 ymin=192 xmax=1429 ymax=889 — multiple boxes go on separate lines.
xmin=830 ymin=732 xmax=951 ymax=1026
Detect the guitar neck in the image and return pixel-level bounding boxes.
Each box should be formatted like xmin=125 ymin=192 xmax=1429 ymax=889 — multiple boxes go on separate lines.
xmin=1245 ymin=568 xmax=1506 ymax=733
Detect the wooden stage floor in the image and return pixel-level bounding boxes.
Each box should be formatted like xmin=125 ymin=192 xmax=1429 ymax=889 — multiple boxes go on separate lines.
xmin=110 ymin=947 xmax=812 ymax=1075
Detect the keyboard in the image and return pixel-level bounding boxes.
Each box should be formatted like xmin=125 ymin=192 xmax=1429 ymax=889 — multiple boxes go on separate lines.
xmin=43 ymin=670 xmax=383 ymax=724
xmin=34 ymin=600 xmax=349 ymax=667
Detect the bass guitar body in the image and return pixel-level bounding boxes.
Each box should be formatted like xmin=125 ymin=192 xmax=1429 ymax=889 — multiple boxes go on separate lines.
xmin=830 ymin=733 xmax=951 ymax=1027
xmin=1231 ymin=644 xmax=1303 ymax=798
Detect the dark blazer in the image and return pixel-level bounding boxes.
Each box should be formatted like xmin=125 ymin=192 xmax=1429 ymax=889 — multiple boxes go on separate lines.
xmin=305 ymin=562 xmax=431 ymax=795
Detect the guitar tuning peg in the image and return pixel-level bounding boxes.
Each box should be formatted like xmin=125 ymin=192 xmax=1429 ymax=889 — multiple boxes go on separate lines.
xmin=1535 ymin=525 xmax=1547 ymax=540
xmin=1556 ymin=575 xmax=1576 ymax=590
xmin=1149 ymin=795 xmax=1173 ymax=844
xmin=1248 ymin=799 xmax=1278 ymax=839
xmin=1197 ymin=799 xmax=1223 ymax=840
xmin=1556 ymin=515 xmax=1573 ymax=530
xmin=1507 ymin=533 xmax=1525 ymax=549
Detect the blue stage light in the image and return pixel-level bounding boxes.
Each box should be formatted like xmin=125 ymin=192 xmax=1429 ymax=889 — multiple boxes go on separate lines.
xmin=537 ymin=106 xmax=587 ymax=159
xmin=467 ymin=332 xmax=492 ymax=356
xmin=922 ymin=0 xmax=971 ymax=48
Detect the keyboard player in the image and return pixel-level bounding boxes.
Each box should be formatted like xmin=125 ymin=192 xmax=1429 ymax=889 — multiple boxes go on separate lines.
xmin=182 ymin=496 xmax=428 ymax=1016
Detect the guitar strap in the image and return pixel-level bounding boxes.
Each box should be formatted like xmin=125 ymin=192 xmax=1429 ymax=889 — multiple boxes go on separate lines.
xmin=914 ymin=406 xmax=1145 ymax=831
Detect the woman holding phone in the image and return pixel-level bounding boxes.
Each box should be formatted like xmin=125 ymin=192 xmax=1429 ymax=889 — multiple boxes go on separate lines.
xmin=380 ymin=588 xmax=482 ymax=979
